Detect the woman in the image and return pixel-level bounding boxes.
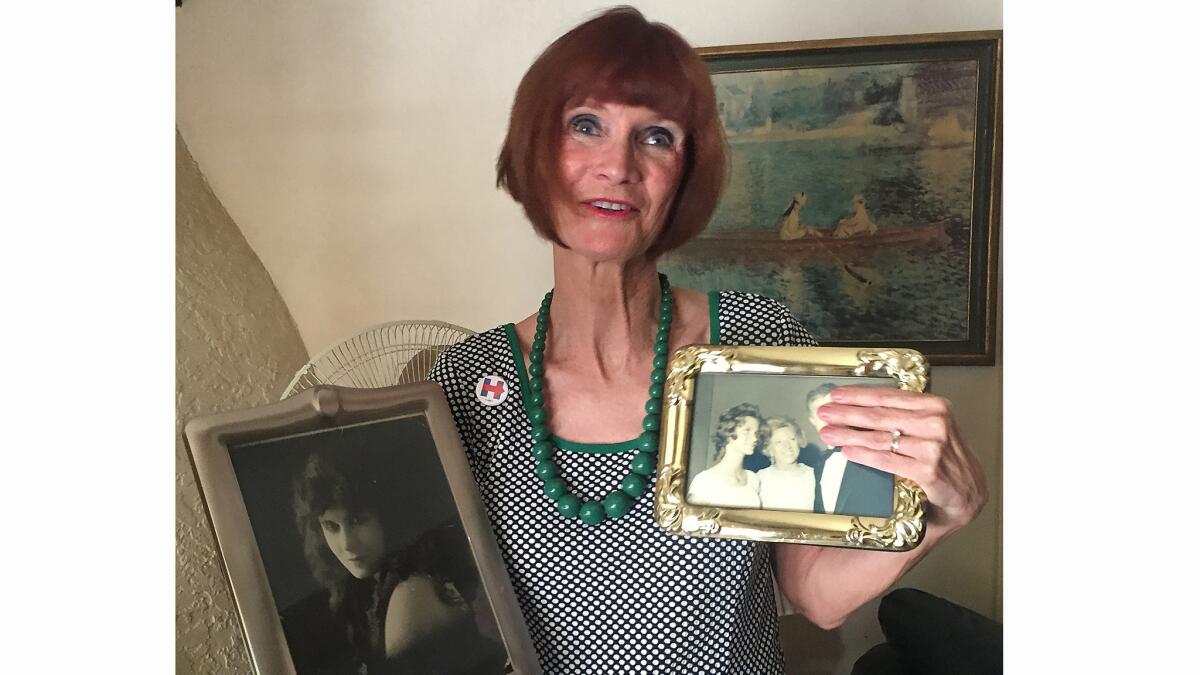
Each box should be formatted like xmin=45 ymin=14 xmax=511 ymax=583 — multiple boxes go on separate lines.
xmin=429 ymin=7 xmax=987 ymax=673
xmin=292 ymin=450 xmax=506 ymax=675
xmin=687 ymin=403 xmax=765 ymax=508
xmin=756 ymin=415 xmax=819 ymax=511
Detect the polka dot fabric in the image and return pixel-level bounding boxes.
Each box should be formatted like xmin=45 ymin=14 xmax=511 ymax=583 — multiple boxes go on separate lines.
xmin=429 ymin=291 xmax=817 ymax=674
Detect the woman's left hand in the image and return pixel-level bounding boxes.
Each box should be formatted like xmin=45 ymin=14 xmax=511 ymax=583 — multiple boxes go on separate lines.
xmin=817 ymin=386 xmax=988 ymax=530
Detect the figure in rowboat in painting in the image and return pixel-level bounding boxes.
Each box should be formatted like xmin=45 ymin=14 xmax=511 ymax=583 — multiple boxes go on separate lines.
xmin=778 ymin=192 xmax=821 ymax=240
xmin=833 ymin=194 xmax=880 ymax=239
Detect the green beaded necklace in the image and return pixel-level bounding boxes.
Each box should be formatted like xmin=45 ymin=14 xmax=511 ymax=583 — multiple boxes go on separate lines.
xmin=526 ymin=273 xmax=673 ymax=525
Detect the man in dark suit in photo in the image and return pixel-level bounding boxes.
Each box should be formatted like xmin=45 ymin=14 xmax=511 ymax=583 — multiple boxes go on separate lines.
xmin=799 ymin=382 xmax=895 ymax=517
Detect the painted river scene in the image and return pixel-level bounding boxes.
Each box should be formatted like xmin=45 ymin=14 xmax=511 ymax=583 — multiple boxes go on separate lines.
xmin=660 ymin=58 xmax=981 ymax=342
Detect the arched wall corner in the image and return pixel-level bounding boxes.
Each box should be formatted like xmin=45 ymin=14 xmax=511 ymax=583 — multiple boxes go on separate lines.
xmin=175 ymin=128 xmax=309 ymax=674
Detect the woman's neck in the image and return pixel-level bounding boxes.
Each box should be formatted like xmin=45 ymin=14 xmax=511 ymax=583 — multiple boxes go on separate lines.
xmin=713 ymin=448 xmax=747 ymax=476
xmin=546 ymin=249 xmax=663 ymax=374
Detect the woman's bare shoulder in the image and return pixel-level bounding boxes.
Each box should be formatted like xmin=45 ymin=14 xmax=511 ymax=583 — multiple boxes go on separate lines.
xmin=383 ymin=575 xmax=465 ymax=656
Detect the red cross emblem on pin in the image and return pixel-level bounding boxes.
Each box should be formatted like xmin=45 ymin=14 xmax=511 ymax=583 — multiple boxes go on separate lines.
xmin=476 ymin=376 xmax=509 ymax=406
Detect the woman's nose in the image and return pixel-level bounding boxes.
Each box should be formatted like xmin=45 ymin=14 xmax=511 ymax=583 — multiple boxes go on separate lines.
xmin=337 ymin=529 xmax=358 ymax=553
xmin=594 ymin=139 xmax=641 ymax=184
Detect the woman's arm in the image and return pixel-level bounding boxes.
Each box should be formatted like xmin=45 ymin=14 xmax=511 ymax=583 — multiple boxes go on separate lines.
xmin=775 ymin=385 xmax=987 ymax=629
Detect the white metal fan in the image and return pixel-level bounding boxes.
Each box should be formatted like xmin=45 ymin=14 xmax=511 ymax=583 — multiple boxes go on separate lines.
xmin=281 ymin=319 xmax=476 ymax=399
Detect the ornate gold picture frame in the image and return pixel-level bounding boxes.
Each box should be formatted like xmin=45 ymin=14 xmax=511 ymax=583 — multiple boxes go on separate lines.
xmin=654 ymin=346 xmax=929 ymax=551
xmin=183 ymin=383 xmax=541 ymax=675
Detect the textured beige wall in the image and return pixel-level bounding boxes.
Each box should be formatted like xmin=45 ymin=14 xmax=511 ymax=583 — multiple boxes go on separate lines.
xmin=175 ymin=130 xmax=309 ymax=674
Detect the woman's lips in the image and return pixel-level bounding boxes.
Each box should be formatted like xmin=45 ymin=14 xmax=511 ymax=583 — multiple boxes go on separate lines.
xmin=583 ymin=199 xmax=638 ymax=219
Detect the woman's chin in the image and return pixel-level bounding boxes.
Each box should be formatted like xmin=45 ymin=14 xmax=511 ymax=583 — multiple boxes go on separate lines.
xmin=556 ymin=224 xmax=656 ymax=264
xmin=561 ymin=239 xmax=652 ymax=265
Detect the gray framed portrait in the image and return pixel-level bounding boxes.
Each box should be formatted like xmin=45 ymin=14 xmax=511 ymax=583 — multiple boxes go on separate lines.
xmin=183 ymin=382 xmax=541 ymax=675
xmin=659 ymin=31 xmax=1001 ymax=365
xmin=655 ymin=345 xmax=929 ymax=551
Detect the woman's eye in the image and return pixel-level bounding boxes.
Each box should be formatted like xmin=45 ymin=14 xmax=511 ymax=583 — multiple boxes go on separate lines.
xmin=643 ymin=127 xmax=675 ymax=147
xmin=320 ymin=520 xmax=339 ymax=533
xmin=569 ymin=115 xmax=600 ymax=135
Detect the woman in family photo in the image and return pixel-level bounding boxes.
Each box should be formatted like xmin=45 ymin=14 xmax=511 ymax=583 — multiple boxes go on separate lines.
xmin=292 ymin=449 xmax=507 ymax=675
xmin=687 ymin=402 xmax=765 ymax=508
xmin=755 ymin=415 xmax=818 ymax=511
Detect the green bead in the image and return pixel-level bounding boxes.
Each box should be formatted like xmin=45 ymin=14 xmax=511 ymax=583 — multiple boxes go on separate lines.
xmin=543 ymin=478 xmax=567 ymax=499
xmin=648 ymin=382 xmax=664 ymax=399
xmin=621 ymin=473 xmax=648 ymax=498
xmin=652 ymin=354 xmax=667 ymax=369
xmin=530 ymin=377 xmax=544 ymax=392
xmin=637 ymin=431 xmax=659 ymax=452
xmin=531 ymin=424 xmax=549 ymax=442
xmin=528 ymin=407 xmax=546 ymax=424
xmin=656 ymin=332 xmax=669 ymax=344
xmin=578 ymin=501 xmax=606 ymax=525
xmin=603 ymin=491 xmax=632 ymax=518
xmin=650 ymin=369 xmax=666 ymax=384
xmin=654 ymin=342 xmax=669 ymax=355
xmin=532 ymin=440 xmax=554 ymax=460
xmin=529 ymin=362 xmax=545 ymax=377
xmin=642 ymin=414 xmax=660 ymax=432
xmin=529 ymin=391 xmax=544 ymax=407
xmin=630 ymin=451 xmax=656 ymax=476
xmin=556 ymin=494 xmax=581 ymax=518
xmin=645 ymin=398 xmax=662 ymax=414
xmin=532 ymin=338 xmax=545 ymax=351
xmin=530 ymin=350 xmax=543 ymax=364
xmin=535 ymin=459 xmax=557 ymax=480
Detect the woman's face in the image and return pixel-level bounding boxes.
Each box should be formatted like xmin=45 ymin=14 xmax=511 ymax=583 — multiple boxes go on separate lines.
xmin=319 ymin=507 xmax=386 ymax=579
xmin=766 ymin=426 xmax=801 ymax=465
xmin=726 ymin=416 xmax=760 ymax=456
xmin=553 ymin=100 xmax=686 ymax=262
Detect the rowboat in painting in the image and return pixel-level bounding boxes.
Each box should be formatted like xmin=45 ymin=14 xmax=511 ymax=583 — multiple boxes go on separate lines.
xmin=676 ymin=223 xmax=949 ymax=263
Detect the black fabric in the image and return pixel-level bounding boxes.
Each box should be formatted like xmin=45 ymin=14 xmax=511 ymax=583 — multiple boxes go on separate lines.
xmin=851 ymin=643 xmax=910 ymax=675
xmin=875 ymin=588 xmax=1002 ymax=675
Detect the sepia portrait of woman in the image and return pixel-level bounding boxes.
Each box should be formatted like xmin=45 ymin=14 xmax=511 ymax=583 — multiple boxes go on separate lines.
xmin=292 ymin=449 xmax=508 ymax=675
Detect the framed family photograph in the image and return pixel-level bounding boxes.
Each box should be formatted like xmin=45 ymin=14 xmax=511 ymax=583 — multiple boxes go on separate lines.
xmin=654 ymin=345 xmax=929 ymax=551
xmin=183 ymin=382 xmax=541 ymax=675
xmin=659 ymin=31 xmax=1002 ymax=364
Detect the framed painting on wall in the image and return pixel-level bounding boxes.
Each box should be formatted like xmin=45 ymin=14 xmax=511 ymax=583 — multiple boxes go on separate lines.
xmin=660 ymin=31 xmax=1001 ymax=364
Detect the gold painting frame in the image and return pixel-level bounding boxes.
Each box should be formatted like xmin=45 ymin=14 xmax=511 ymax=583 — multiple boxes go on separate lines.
xmin=654 ymin=346 xmax=929 ymax=551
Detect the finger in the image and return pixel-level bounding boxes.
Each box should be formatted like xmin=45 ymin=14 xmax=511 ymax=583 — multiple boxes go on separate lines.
xmin=819 ymin=403 xmax=948 ymax=440
xmin=819 ymin=426 xmax=938 ymax=459
xmin=832 ymin=386 xmax=951 ymax=414
xmin=840 ymin=445 xmax=921 ymax=479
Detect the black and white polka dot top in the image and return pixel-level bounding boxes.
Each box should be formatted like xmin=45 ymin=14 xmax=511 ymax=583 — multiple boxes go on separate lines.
xmin=429 ymin=290 xmax=818 ymax=674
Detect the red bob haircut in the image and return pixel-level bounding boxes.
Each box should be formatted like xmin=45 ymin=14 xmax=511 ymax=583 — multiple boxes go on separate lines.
xmin=496 ymin=6 xmax=727 ymax=258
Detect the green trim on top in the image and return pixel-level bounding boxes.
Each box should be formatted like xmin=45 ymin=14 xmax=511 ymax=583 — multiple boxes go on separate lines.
xmin=708 ymin=290 xmax=721 ymax=344
xmin=504 ymin=323 xmax=639 ymax=454
xmin=551 ymin=435 xmax=641 ymax=455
